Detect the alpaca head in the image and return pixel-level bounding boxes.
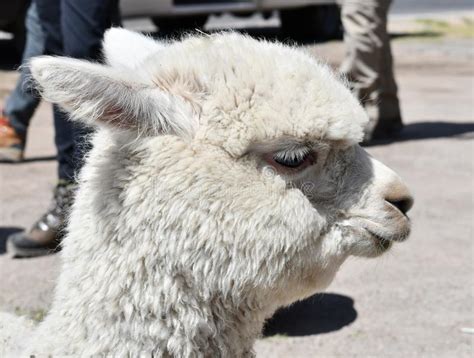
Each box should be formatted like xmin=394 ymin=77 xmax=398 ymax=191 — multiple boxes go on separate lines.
xmin=30 ymin=30 xmax=413 ymax=311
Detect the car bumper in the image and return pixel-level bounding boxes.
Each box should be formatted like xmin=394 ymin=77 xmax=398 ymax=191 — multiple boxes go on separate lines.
xmin=121 ymin=0 xmax=337 ymax=18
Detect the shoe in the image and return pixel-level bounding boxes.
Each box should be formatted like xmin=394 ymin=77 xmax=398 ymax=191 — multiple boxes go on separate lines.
xmin=371 ymin=118 xmax=403 ymax=140
xmin=362 ymin=117 xmax=404 ymax=144
xmin=0 ymin=113 xmax=25 ymax=162
xmin=7 ymin=181 xmax=77 ymax=258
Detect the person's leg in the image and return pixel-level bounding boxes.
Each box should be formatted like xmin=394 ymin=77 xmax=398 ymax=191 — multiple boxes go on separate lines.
xmin=36 ymin=0 xmax=119 ymax=181
xmin=0 ymin=2 xmax=45 ymax=162
xmin=34 ymin=0 xmax=62 ymax=55
xmin=8 ymin=0 xmax=71 ymax=257
xmin=340 ymin=0 xmax=381 ymax=104
xmin=340 ymin=0 xmax=401 ymax=140
xmin=8 ymin=0 xmax=120 ymax=257
xmin=34 ymin=0 xmax=75 ymax=181
xmin=61 ymin=0 xmax=119 ymax=60
xmin=4 ymin=2 xmax=45 ymax=138
xmin=59 ymin=0 xmax=119 ymax=178
xmin=374 ymin=0 xmax=403 ymax=134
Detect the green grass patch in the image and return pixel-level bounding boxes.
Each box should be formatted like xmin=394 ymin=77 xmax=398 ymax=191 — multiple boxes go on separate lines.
xmin=261 ymin=333 xmax=289 ymax=340
xmin=14 ymin=306 xmax=46 ymax=323
xmin=415 ymin=17 xmax=474 ymax=38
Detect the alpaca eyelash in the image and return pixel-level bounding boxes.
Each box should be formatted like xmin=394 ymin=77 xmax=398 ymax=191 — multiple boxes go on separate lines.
xmin=273 ymin=147 xmax=311 ymax=162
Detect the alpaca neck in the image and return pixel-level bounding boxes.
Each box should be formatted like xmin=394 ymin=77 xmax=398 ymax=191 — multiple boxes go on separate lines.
xmin=188 ymin=298 xmax=270 ymax=357
xmin=34 ymin=253 xmax=271 ymax=356
xmin=29 ymin=143 xmax=275 ymax=356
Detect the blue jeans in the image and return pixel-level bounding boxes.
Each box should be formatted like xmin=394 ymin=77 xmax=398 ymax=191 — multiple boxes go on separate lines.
xmin=4 ymin=1 xmax=45 ymax=141
xmin=35 ymin=0 xmax=120 ymax=181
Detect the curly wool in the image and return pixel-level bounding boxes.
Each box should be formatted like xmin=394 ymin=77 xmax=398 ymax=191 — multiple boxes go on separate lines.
xmin=1 ymin=30 xmax=412 ymax=357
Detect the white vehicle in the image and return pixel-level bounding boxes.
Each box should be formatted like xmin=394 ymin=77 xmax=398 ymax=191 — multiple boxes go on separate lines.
xmin=120 ymin=0 xmax=341 ymax=39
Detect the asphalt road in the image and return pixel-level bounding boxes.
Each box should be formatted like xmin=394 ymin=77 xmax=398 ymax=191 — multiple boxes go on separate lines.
xmin=391 ymin=0 xmax=473 ymax=14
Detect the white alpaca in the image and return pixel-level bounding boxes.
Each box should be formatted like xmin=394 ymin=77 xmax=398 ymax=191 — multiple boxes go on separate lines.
xmin=1 ymin=29 xmax=413 ymax=357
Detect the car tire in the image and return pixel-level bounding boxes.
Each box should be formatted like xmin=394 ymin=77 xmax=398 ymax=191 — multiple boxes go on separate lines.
xmin=152 ymin=15 xmax=208 ymax=36
xmin=280 ymin=5 xmax=342 ymax=41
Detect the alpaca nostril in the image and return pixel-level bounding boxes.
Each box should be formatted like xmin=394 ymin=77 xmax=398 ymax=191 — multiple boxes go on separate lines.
xmin=386 ymin=196 xmax=414 ymax=215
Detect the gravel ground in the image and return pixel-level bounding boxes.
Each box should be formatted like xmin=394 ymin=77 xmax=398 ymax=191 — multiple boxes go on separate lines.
xmin=0 ymin=14 xmax=473 ymax=358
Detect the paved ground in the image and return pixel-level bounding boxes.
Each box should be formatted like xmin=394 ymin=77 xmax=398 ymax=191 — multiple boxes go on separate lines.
xmin=0 ymin=12 xmax=473 ymax=357
xmin=391 ymin=0 xmax=473 ymax=14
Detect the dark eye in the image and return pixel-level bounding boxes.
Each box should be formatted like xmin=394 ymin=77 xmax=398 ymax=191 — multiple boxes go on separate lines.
xmin=273 ymin=153 xmax=308 ymax=168
xmin=266 ymin=149 xmax=316 ymax=172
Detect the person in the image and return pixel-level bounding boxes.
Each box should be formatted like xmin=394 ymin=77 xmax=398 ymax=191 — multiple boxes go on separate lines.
xmin=340 ymin=0 xmax=403 ymax=142
xmin=8 ymin=0 xmax=120 ymax=257
xmin=0 ymin=2 xmax=45 ymax=162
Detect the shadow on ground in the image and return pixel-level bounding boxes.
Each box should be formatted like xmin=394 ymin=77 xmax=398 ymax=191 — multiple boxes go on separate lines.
xmin=263 ymin=293 xmax=357 ymax=337
xmin=402 ymin=121 xmax=474 ymax=140
xmin=0 ymin=227 xmax=22 ymax=254
xmin=390 ymin=31 xmax=442 ymax=40
xmin=366 ymin=121 xmax=474 ymax=147
xmin=0 ymin=155 xmax=57 ymax=164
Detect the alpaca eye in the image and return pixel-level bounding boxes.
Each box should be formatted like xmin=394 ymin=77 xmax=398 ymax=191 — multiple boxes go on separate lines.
xmin=273 ymin=153 xmax=308 ymax=168
xmin=267 ymin=149 xmax=316 ymax=172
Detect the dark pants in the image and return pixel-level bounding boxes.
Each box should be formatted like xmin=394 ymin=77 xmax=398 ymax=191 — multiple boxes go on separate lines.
xmin=5 ymin=2 xmax=45 ymax=140
xmin=35 ymin=0 xmax=119 ymax=181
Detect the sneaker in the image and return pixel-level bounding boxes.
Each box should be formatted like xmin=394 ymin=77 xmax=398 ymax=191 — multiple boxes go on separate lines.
xmin=7 ymin=181 xmax=77 ymax=258
xmin=0 ymin=114 xmax=25 ymax=162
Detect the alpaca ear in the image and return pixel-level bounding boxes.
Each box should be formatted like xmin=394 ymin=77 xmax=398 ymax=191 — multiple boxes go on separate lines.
xmin=103 ymin=28 xmax=166 ymax=69
xmin=29 ymin=56 xmax=197 ymax=138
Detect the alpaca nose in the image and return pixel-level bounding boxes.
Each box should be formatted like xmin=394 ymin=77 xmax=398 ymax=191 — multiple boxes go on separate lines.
xmin=386 ymin=196 xmax=414 ymax=215
xmin=383 ymin=174 xmax=414 ymax=216
xmin=369 ymin=156 xmax=414 ymax=216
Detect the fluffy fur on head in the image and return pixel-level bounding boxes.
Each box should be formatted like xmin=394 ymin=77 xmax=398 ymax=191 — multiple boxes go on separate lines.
xmin=4 ymin=30 xmax=413 ymax=356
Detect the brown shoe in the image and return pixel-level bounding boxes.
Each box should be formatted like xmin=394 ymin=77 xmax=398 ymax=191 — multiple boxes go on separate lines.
xmin=7 ymin=181 xmax=77 ymax=258
xmin=0 ymin=115 xmax=24 ymax=162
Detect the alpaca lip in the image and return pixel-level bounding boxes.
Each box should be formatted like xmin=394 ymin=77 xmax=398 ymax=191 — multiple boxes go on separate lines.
xmin=357 ymin=217 xmax=410 ymax=243
xmin=367 ymin=230 xmax=392 ymax=250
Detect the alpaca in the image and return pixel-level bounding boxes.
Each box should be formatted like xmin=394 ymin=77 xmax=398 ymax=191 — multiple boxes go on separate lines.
xmin=1 ymin=29 xmax=413 ymax=357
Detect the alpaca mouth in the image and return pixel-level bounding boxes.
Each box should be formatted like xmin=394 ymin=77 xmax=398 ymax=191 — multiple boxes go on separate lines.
xmin=358 ymin=216 xmax=411 ymax=245
xmin=367 ymin=231 xmax=393 ymax=251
